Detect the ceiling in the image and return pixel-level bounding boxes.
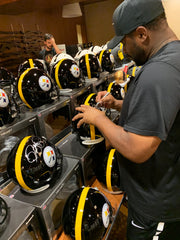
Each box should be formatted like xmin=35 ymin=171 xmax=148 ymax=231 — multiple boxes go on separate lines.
xmin=0 ymin=0 xmax=108 ymax=15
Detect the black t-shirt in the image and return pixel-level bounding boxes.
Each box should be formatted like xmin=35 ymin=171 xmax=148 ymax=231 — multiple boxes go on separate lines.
xmin=39 ymin=48 xmax=56 ymax=71
xmin=118 ymin=41 xmax=180 ymax=221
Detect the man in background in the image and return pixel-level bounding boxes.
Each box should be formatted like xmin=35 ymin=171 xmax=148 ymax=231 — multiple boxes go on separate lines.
xmin=39 ymin=33 xmax=62 ymax=71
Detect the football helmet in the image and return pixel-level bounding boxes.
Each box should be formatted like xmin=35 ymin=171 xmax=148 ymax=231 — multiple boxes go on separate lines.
xmin=0 ymin=67 xmax=19 ymax=127
xmin=107 ymin=82 xmax=126 ymax=100
xmin=18 ymin=58 xmax=47 ymax=77
xmin=17 ymin=68 xmax=57 ymax=109
xmin=97 ymin=50 xmax=115 ymax=73
xmin=95 ymin=148 xmax=122 ymax=193
xmin=0 ymin=196 xmax=9 ymax=235
xmin=74 ymin=49 xmax=93 ymax=62
xmin=62 ymin=186 xmax=112 ymax=240
xmin=110 ymin=42 xmax=132 ymax=68
xmin=7 ymin=136 xmax=63 ymax=193
xmin=89 ymin=45 xmax=102 ymax=55
xmin=50 ymin=55 xmax=82 ymax=89
xmin=73 ymin=93 xmax=108 ymax=145
xmin=50 ymin=53 xmax=74 ymax=71
xmin=79 ymin=53 xmax=102 ymax=79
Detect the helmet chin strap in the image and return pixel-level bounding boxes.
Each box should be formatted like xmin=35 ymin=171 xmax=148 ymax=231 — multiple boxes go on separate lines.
xmin=22 ymin=184 xmax=49 ymax=194
xmin=81 ymin=136 xmax=104 ymax=145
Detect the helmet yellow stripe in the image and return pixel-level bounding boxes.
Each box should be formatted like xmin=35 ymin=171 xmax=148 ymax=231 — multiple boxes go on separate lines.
xmin=18 ymin=68 xmax=32 ymax=109
xmin=84 ymin=93 xmax=96 ymax=106
xmin=29 ymin=58 xmax=34 ymax=68
xmin=106 ymin=149 xmax=116 ymax=192
xmin=75 ymin=187 xmax=90 ymax=240
xmin=107 ymin=82 xmax=114 ymax=93
xmin=99 ymin=50 xmax=105 ymax=65
xmin=89 ymin=124 xmax=95 ymax=140
xmin=118 ymin=42 xmax=124 ymax=60
xmin=15 ymin=136 xmax=32 ymax=191
xmin=132 ymin=67 xmax=137 ymax=77
xmin=55 ymin=59 xmax=64 ymax=89
xmin=85 ymin=54 xmax=91 ymax=79
xmin=84 ymin=93 xmax=96 ymax=140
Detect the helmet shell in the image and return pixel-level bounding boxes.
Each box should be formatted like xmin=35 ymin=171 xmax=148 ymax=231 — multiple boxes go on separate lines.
xmin=79 ymin=54 xmax=101 ymax=79
xmin=89 ymin=45 xmax=102 ymax=55
xmin=7 ymin=136 xmax=63 ymax=193
xmin=50 ymin=53 xmax=74 ymax=71
xmin=97 ymin=50 xmax=115 ymax=73
xmin=95 ymin=149 xmax=121 ymax=193
xmin=18 ymin=59 xmax=47 ymax=77
xmin=17 ymin=68 xmax=55 ymax=109
xmin=51 ymin=58 xmax=82 ymax=89
xmin=0 ymin=88 xmax=18 ymax=127
xmin=62 ymin=187 xmax=112 ymax=240
xmin=107 ymin=82 xmax=125 ymax=100
xmin=72 ymin=93 xmax=105 ymax=144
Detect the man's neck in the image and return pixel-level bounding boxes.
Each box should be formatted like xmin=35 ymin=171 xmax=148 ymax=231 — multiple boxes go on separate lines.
xmin=149 ymin=28 xmax=178 ymax=59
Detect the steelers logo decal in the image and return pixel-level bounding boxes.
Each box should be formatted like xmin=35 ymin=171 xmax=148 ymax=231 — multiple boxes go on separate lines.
xmin=43 ymin=146 xmax=56 ymax=167
xmin=121 ymin=88 xmax=125 ymax=99
xmin=39 ymin=76 xmax=51 ymax=91
xmin=110 ymin=53 xmax=115 ymax=63
xmin=102 ymin=203 xmax=110 ymax=228
xmin=70 ymin=64 xmax=80 ymax=78
xmin=0 ymin=89 xmax=9 ymax=108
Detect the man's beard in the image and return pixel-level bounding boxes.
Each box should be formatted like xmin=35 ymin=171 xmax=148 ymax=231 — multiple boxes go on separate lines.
xmin=131 ymin=44 xmax=147 ymax=66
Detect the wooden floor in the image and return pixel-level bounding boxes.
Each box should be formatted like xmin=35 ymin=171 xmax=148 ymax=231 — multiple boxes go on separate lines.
xmin=56 ymin=179 xmax=127 ymax=240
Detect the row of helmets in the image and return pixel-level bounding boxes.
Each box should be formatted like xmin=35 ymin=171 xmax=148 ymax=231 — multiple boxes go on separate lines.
xmin=3 ymin=133 xmax=116 ymax=239
xmin=0 ymin=41 xmax=128 ymax=127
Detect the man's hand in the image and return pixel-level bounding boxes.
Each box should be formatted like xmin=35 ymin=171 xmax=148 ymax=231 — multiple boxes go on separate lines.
xmin=50 ymin=37 xmax=56 ymax=46
xmin=72 ymin=105 xmax=105 ymax=128
xmin=96 ymin=91 xmax=123 ymax=111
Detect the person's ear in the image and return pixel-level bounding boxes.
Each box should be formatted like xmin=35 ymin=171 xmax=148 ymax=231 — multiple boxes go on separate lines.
xmin=135 ymin=26 xmax=148 ymax=42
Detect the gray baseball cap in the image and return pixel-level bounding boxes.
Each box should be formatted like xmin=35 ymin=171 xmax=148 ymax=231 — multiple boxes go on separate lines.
xmin=113 ymin=0 xmax=165 ymax=39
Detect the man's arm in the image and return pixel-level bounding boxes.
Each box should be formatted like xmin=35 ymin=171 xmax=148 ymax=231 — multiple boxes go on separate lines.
xmin=73 ymin=105 xmax=161 ymax=163
xmin=51 ymin=38 xmax=62 ymax=54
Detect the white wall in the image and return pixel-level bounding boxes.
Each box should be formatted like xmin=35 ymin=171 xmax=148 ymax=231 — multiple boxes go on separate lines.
xmin=83 ymin=0 xmax=121 ymax=46
xmin=163 ymin=0 xmax=180 ymax=39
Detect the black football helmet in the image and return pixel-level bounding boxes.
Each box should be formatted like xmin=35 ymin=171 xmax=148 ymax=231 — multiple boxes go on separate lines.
xmin=0 ymin=197 xmax=9 ymax=235
xmin=51 ymin=57 xmax=83 ymax=89
xmin=79 ymin=53 xmax=102 ymax=79
xmin=97 ymin=50 xmax=115 ymax=73
xmin=107 ymin=82 xmax=126 ymax=100
xmin=73 ymin=93 xmax=110 ymax=145
xmin=7 ymin=135 xmax=63 ymax=193
xmin=17 ymin=67 xmax=57 ymax=109
xmin=95 ymin=148 xmax=122 ymax=193
xmin=18 ymin=58 xmax=47 ymax=77
xmin=62 ymin=187 xmax=112 ymax=240
xmin=0 ymin=67 xmax=19 ymax=127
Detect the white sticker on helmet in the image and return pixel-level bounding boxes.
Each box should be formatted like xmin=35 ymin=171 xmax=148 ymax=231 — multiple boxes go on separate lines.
xmin=70 ymin=64 xmax=80 ymax=78
xmin=121 ymin=88 xmax=125 ymax=99
xmin=102 ymin=203 xmax=110 ymax=228
xmin=39 ymin=76 xmax=51 ymax=91
xmin=0 ymin=89 xmax=9 ymax=108
xmin=110 ymin=54 xmax=115 ymax=63
xmin=43 ymin=146 xmax=56 ymax=167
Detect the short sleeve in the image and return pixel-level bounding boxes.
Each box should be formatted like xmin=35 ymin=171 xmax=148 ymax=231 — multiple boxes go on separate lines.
xmin=123 ymin=62 xmax=180 ymax=140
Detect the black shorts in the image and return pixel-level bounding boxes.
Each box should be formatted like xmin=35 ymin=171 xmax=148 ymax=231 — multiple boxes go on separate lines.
xmin=127 ymin=206 xmax=180 ymax=240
